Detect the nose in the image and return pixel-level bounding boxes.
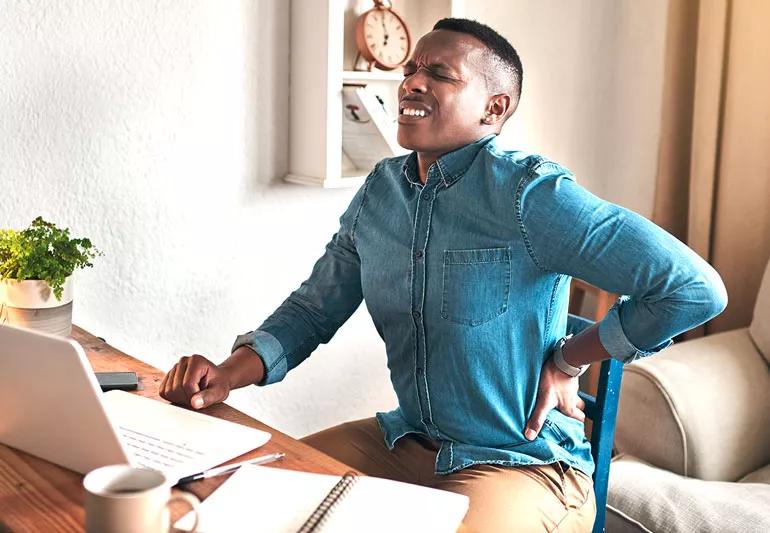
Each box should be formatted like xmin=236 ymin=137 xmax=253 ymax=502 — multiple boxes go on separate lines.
xmin=400 ymin=69 xmax=428 ymax=96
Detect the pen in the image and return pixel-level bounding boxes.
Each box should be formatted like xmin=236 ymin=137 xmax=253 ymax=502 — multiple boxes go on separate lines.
xmin=176 ymin=452 xmax=285 ymax=485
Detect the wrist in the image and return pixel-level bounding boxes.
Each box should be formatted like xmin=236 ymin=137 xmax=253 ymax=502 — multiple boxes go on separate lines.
xmin=551 ymin=335 xmax=589 ymax=378
xmin=216 ymin=360 xmax=238 ymax=391
xmin=222 ymin=346 xmax=266 ymax=388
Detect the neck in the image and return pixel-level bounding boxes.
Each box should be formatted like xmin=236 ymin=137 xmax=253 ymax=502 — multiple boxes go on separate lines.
xmin=416 ymin=152 xmax=439 ymax=184
xmin=414 ymin=133 xmax=495 ymax=184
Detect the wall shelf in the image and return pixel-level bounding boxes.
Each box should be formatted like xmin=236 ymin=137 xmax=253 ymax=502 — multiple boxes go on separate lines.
xmin=285 ymin=172 xmax=366 ymax=189
xmin=285 ymin=0 xmax=465 ymax=188
xmin=341 ymin=70 xmax=405 ymax=83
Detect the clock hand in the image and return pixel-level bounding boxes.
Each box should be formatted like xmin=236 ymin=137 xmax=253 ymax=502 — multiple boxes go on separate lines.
xmin=381 ymin=14 xmax=389 ymax=44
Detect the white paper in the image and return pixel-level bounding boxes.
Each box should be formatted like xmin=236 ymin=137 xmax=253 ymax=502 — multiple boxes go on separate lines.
xmin=341 ymin=85 xmax=408 ymax=172
xmin=175 ymin=465 xmax=469 ymax=533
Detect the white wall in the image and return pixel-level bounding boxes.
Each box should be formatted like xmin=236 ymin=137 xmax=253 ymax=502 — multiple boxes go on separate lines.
xmin=469 ymin=0 xmax=668 ymax=216
xmin=0 ymin=1 xmax=669 ymax=438
xmin=0 ymin=0 xmax=396 ymax=438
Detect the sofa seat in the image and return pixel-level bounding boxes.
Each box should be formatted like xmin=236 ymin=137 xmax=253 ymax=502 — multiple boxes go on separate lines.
xmin=739 ymin=463 xmax=770 ymax=484
xmin=606 ymin=454 xmax=770 ymax=533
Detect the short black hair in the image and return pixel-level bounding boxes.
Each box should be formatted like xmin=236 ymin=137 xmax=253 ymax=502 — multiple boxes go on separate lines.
xmin=433 ymin=18 xmax=523 ymax=104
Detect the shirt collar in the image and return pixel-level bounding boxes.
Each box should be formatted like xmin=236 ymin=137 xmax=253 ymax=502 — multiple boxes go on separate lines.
xmin=401 ymin=134 xmax=497 ymax=188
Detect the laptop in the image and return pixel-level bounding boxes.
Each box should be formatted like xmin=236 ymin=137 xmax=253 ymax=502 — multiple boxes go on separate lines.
xmin=0 ymin=324 xmax=271 ymax=481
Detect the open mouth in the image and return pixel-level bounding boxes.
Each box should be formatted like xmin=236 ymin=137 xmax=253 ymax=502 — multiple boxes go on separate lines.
xmin=398 ymin=101 xmax=432 ymax=121
xmin=399 ymin=107 xmax=430 ymax=118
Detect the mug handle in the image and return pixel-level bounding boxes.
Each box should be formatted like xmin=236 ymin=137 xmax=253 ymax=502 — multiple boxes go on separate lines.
xmin=167 ymin=491 xmax=200 ymax=532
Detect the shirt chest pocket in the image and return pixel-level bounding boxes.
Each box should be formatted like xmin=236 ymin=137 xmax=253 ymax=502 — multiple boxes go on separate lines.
xmin=441 ymin=247 xmax=511 ymax=326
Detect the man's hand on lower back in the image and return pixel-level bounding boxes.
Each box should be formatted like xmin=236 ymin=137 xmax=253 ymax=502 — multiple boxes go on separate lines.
xmin=524 ymin=358 xmax=586 ymax=441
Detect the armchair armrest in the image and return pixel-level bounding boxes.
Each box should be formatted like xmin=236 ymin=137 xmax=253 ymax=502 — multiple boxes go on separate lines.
xmin=614 ymin=327 xmax=770 ymax=481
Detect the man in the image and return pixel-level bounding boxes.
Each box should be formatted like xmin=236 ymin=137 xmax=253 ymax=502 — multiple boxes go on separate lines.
xmin=160 ymin=18 xmax=727 ymax=531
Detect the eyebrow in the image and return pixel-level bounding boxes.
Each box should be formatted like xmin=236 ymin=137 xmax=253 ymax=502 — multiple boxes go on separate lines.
xmin=404 ymin=61 xmax=457 ymax=74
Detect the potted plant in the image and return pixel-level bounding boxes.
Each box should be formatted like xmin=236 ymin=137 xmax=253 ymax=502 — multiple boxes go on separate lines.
xmin=0 ymin=217 xmax=102 ymax=337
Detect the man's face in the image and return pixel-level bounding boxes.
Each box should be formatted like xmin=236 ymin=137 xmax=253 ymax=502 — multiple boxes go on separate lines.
xmin=397 ymin=30 xmax=492 ymax=157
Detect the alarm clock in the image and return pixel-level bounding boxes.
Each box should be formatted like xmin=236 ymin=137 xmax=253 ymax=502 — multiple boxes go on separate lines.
xmin=354 ymin=0 xmax=412 ymax=71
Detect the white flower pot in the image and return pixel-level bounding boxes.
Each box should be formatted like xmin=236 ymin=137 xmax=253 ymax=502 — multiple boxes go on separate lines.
xmin=0 ymin=276 xmax=74 ymax=337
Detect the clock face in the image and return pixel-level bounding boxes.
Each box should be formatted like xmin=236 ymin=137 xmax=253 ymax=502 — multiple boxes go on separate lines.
xmin=363 ymin=9 xmax=410 ymax=68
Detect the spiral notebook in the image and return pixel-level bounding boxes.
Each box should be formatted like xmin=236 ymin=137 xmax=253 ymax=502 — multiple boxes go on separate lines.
xmin=175 ymin=465 xmax=469 ymax=533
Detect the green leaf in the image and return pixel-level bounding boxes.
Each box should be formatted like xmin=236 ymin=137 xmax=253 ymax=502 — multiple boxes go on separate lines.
xmin=0 ymin=217 xmax=103 ymax=300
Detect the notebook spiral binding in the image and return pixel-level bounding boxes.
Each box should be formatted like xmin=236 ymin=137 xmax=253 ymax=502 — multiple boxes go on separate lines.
xmin=296 ymin=471 xmax=359 ymax=533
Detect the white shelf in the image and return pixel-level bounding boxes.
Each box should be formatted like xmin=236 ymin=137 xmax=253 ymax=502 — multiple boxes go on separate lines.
xmin=285 ymin=172 xmax=367 ymax=189
xmin=285 ymin=0 xmax=464 ymax=188
xmin=342 ymin=70 xmax=405 ymax=83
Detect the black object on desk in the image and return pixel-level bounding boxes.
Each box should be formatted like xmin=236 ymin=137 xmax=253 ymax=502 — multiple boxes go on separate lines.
xmin=95 ymin=371 xmax=139 ymax=391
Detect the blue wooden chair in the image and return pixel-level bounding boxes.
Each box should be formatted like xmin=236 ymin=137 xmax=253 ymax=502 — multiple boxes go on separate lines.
xmin=567 ymin=314 xmax=624 ymax=533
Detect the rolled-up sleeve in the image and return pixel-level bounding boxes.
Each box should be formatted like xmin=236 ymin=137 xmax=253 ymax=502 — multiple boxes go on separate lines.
xmin=231 ymin=168 xmax=375 ymax=384
xmin=517 ymin=162 xmax=728 ymax=364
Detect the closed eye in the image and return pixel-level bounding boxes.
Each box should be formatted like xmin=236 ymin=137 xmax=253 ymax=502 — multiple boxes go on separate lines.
xmin=402 ymin=69 xmax=454 ymax=82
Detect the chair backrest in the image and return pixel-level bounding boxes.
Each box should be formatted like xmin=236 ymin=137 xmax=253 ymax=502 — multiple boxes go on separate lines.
xmin=568 ymin=314 xmax=624 ymax=533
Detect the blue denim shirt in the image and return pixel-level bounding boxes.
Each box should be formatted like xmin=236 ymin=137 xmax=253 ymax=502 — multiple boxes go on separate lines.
xmin=234 ymin=135 xmax=727 ymax=477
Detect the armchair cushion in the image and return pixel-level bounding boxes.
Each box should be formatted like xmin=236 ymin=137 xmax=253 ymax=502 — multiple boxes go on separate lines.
xmin=614 ymin=328 xmax=770 ymax=481
xmin=607 ymin=454 xmax=770 ymax=533
xmin=739 ymin=463 xmax=770 ymax=484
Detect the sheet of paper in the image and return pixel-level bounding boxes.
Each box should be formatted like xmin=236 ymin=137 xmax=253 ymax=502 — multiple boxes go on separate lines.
xmin=341 ymin=86 xmax=407 ymax=172
xmin=175 ymin=465 xmax=469 ymax=533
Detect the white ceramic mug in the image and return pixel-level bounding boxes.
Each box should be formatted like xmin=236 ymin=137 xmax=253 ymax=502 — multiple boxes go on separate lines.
xmin=83 ymin=465 xmax=199 ymax=533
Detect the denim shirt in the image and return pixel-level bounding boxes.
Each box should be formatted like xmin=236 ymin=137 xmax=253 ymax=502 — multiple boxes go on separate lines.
xmin=234 ymin=135 xmax=727 ymax=477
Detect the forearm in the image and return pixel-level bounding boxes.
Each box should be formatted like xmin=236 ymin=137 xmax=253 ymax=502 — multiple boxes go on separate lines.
xmin=561 ymin=323 xmax=610 ymax=367
xmin=220 ymin=346 xmax=266 ymax=388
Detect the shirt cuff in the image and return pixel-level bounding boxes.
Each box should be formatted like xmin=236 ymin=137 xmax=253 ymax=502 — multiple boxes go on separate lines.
xmin=231 ymin=329 xmax=287 ymax=385
xmin=598 ymin=296 xmax=674 ymax=364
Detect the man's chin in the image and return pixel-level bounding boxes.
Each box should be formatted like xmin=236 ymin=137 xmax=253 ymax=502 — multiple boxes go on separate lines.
xmin=397 ymin=128 xmax=430 ymax=152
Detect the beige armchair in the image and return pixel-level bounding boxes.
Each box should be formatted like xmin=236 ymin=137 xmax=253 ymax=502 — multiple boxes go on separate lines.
xmin=606 ymin=259 xmax=770 ymax=532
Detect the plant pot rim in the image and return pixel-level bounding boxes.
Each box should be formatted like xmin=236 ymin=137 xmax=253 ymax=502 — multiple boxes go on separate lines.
xmin=0 ymin=276 xmax=74 ymax=308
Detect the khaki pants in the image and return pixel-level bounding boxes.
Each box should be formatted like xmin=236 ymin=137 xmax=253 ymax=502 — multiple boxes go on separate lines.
xmin=302 ymin=418 xmax=596 ymax=533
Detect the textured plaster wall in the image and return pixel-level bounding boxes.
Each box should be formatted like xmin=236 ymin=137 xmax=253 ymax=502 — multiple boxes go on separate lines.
xmin=0 ymin=0 xmax=396 ymax=438
xmin=470 ymin=0 xmax=668 ymax=217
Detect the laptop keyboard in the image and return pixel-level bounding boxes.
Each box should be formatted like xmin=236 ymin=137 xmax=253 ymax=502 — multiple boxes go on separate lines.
xmin=119 ymin=426 xmax=205 ymax=470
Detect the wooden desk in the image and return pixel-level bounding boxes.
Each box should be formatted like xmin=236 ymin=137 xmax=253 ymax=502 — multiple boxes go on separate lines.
xmin=0 ymin=326 xmax=357 ymax=532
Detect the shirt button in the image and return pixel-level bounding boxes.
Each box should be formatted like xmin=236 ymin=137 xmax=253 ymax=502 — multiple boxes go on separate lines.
xmin=421 ymin=192 xmax=430 ymax=200
xmin=416 ymin=367 xmax=424 ymax=377
xmin=412 ymin=310 xmax=421 ymax=320
xmin=415 ymin=250 xmax=424 ymax=259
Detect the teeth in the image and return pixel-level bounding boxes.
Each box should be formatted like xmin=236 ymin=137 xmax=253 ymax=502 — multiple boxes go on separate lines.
xmin=402 ymin=108 xmax=426 ymax=117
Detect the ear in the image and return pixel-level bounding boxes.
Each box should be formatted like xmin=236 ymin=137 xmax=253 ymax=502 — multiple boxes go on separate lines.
xmin=481 ymin=94 xmax=512 ymax=126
